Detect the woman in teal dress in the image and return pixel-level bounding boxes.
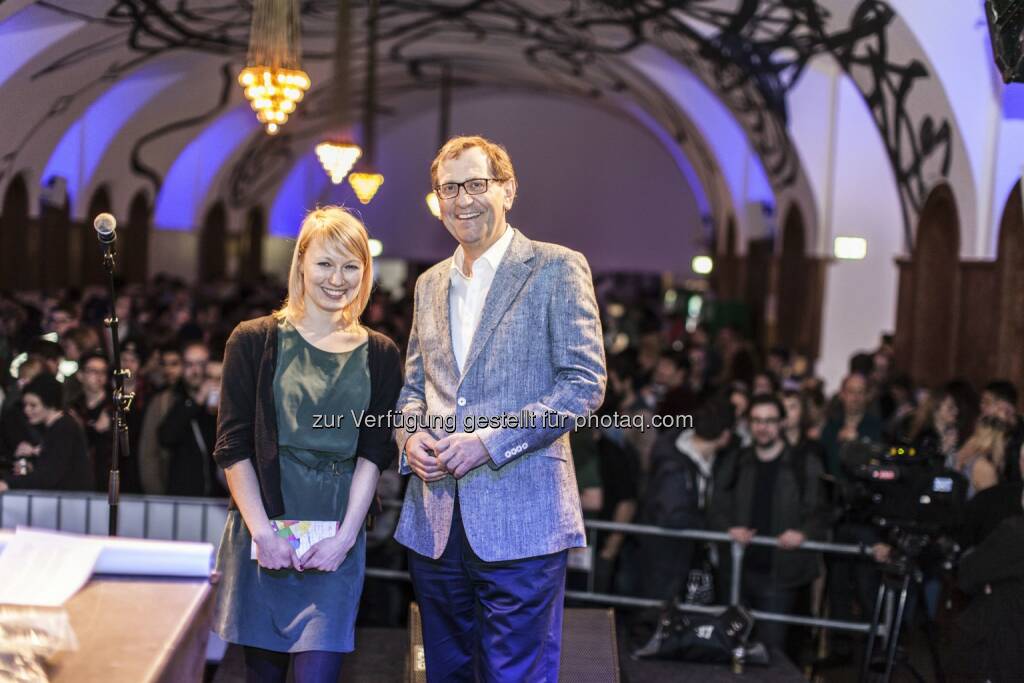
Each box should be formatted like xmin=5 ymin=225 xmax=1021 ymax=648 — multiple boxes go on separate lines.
xmin=211 ymin=206 xmax=402 ymax=682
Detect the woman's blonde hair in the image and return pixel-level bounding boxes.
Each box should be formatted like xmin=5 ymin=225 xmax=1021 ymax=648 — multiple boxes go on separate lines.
xmin=273 ymin=206 xmax=373 ymax=325
xmin=958 ymin=415 xmax=1009 ymax=474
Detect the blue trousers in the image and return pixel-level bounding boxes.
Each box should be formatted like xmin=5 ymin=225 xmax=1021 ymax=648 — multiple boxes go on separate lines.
xmin=407 ymin=497 xmax=568 ymax=683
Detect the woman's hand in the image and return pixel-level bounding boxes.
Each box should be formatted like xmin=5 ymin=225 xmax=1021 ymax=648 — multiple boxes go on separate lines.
xmin=300 ymin=534 xmax=355 ymax=572
xmin=253 ymin=529 xmax=301 ymax=571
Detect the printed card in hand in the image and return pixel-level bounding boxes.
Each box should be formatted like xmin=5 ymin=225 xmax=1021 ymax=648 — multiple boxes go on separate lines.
xmin=250 ymin=520 xmax=339 ymax=560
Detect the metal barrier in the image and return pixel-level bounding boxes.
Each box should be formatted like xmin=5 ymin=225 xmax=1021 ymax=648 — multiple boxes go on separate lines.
xmin=0 ymin=490 xmax=883 ymax=637
xmin=0 ymin=489 xmax=229 ymax=546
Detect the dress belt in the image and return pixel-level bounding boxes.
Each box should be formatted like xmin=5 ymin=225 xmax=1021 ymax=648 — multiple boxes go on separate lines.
xmin=280 ymin=447 xmax=356 ymax=475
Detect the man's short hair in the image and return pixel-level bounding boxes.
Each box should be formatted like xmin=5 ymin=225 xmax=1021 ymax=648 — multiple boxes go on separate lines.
xmin=749 ymin=393 xmax=786 ymax=420
xmin=79 ymin=350 xmax=109 ymax=368
xmin=430 ymin=135 xmax=516 ymax=188
xmin=849 ymin=352 xmax=874 ymax=376
xmin=693 ymin=398 xmax=735 ymax=440
xmin=984 ymin=380 xmax=1019 ymax=406
xmin=158 ymin=343 xmax=182 ymax=358
xmin=180 ymin=339 xmax=210 ymax=357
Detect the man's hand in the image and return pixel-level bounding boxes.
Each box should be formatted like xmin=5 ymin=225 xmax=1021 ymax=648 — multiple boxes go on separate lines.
xmin=405 ymin=431 xmax=445 ymax=482
xmin=253 ymin=528 xmax=301 ymax=571
xmin=195 ymin=379 xmax=217 ymax=408
xmin=94 ymin=410 xmax=111 ymax=434
xmin=300 ymin=534 xmax=355 ymax=572
xmin=777 ymin=529 xmax=806 ymax=550
xmin=435 ymin=433 xmax=491 ymax=479
xmin=728 ymin=526 xmax=756 ymax=546
xmin=14 ymin=442 xmax=40 ymax=458
xmin=871 ymin=543 xmax=892 ymax=563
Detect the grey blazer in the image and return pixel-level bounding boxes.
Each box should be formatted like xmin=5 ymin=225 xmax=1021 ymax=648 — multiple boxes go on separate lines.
xmin=394 ymin=229 xmax=607 ymax=561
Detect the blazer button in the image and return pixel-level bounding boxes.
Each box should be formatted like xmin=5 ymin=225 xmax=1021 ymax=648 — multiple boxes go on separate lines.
xmin=457 ymin=397 xmax=467 ymax=407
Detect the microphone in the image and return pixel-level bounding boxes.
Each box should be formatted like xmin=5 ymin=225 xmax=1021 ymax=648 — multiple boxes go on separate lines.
xmin=93 ymin=212 xmax=117 ymax=244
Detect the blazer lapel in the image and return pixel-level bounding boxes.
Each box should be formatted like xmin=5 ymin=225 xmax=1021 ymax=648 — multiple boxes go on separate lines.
xmin=430 ymin=261 xmax=458 ymax=376
xmin=458 ymin=231 xmax=534 ymax=383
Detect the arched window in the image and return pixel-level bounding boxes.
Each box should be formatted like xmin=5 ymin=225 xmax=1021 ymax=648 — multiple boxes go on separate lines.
xmin=0 ymin=175 xmax=30 ymax=290
xmin=122 ymin=191 xmax=151 ymax=283
xmin=908 ymin=184 xmax=960 ymax=384
xmin=199 ymin=201 xmax=228 ymax=282
xmin=238 ymin=205 xmax=265 ymax=283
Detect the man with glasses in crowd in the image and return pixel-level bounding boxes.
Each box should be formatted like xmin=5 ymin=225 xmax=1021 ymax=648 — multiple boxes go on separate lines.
xmin=395 ymin=135 xmax=606 ymax=682
xmin=711 ymin=394 xmax=827 ymax=657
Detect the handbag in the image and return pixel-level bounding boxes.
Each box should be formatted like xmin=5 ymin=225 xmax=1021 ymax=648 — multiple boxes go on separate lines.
xmin=633 ymin=604 xmax=768 ymax=666
xmin=683 ymin=542 xmax=716 ymax=605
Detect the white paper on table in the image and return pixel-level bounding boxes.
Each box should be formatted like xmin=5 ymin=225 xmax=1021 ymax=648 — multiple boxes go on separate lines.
xmin=92 ymin=536 xmax=213 ymax=577
xmin=0 ymin=528 xmax=102 ymax=606
xmin=0 ymin=530 xmax=213 ymax=579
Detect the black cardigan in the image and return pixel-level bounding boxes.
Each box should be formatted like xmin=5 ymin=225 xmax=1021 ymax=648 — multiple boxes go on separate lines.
xmin=212 ymin=315 xmax=402 ymax=518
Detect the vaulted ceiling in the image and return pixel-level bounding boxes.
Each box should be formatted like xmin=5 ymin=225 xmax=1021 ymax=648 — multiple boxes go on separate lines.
xmin=0 ymin=0 xmax=973 ymax=253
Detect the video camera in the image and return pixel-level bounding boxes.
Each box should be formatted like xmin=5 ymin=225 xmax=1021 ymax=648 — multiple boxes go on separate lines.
xmin=839 ymin=439 xmax=967 ymax=570
xmin=840 ymin=440 xmax=967 ymax=530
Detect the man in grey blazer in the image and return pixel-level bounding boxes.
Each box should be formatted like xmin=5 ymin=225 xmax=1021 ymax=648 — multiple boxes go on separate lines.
xmin=395 ymin=135 xmax=606 ymax=682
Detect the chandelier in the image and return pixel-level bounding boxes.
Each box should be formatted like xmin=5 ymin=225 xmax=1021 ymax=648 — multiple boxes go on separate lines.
xmin=349 ymin=172 xmax=384 ymax=204
xmin=347 ymin=0 xmax=383 ymax=204
xmin=239 ymin=0 xmax=310 ymax=135
xmin=316 ymin=141 xmax=362 ymax=184
xmin=316 ymin=0 xmax=361 ymax=183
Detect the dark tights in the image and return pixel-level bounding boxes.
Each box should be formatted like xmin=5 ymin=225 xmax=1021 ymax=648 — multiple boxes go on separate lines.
xmin=243 ymin=646 xmax=344 ymax=683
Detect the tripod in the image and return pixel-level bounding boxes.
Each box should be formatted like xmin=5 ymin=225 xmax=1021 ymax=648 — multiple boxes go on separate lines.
xmin=859 ymin=555 xmax=943 ymax=683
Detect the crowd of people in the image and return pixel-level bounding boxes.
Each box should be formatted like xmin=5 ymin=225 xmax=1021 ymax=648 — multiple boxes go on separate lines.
xmin=1 ymin=267 xmax=1023 ymax=676
xmin=0 ymin=275 xmax=411 ymax=498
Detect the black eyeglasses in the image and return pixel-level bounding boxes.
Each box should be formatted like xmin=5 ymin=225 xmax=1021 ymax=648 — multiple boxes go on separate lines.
xmin=435 ymin=177 xmax=504 ymax=199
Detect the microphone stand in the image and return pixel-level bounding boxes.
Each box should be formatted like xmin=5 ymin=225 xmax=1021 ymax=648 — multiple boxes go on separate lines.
xmin=97 ymin=236 xmax=134 ymax=536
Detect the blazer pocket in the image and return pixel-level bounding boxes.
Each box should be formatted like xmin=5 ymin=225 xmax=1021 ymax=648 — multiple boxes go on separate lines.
xmin=539 ymin=447 xmax=568 ymax=462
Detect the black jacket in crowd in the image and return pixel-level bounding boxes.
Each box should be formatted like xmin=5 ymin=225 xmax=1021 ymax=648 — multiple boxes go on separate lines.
xmin=949 ymin=510 xmax=1024 ymax=682
xmin=640 ymin=428 xmax=727 ymax=531
xmin=7 ymin=414 xmax=93 ymax=491
xmin=158 ymin=381 xmax=223 ymax=497
xmin=710 ymin=443 xmax=829 ymax=589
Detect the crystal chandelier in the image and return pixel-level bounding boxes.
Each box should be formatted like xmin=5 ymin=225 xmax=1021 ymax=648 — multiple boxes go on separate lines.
xmin=316 ymin=0 xmax=361 ymax=183
xmin=239 ymin=0 xmax=310 ymax=135
xmin=316 ymin=141 xmax=362 ymax=184
xmin=349 ymin=172 xmax=385 ymax=204
xmin=347 ymin=0 xmax=383 ymax=204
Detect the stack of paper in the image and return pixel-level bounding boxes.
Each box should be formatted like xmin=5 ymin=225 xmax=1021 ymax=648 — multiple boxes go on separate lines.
xmin=0 ymin=528 xmax=214 ymax=607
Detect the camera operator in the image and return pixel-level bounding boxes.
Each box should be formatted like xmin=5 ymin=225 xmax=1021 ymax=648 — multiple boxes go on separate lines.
xmin=947 ymin=480 xmax=1024 ymax=681
xmin=710 ymin=394 xmax=827 ymax=654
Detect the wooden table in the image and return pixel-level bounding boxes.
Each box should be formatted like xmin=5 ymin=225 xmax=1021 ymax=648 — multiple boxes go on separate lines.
xmin=48 ymin=576 xmax=215 ymax=682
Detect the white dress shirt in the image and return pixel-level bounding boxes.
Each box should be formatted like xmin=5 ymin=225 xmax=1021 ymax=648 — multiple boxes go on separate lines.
xmin=449 ymin=226 xmax=516 ymax=373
